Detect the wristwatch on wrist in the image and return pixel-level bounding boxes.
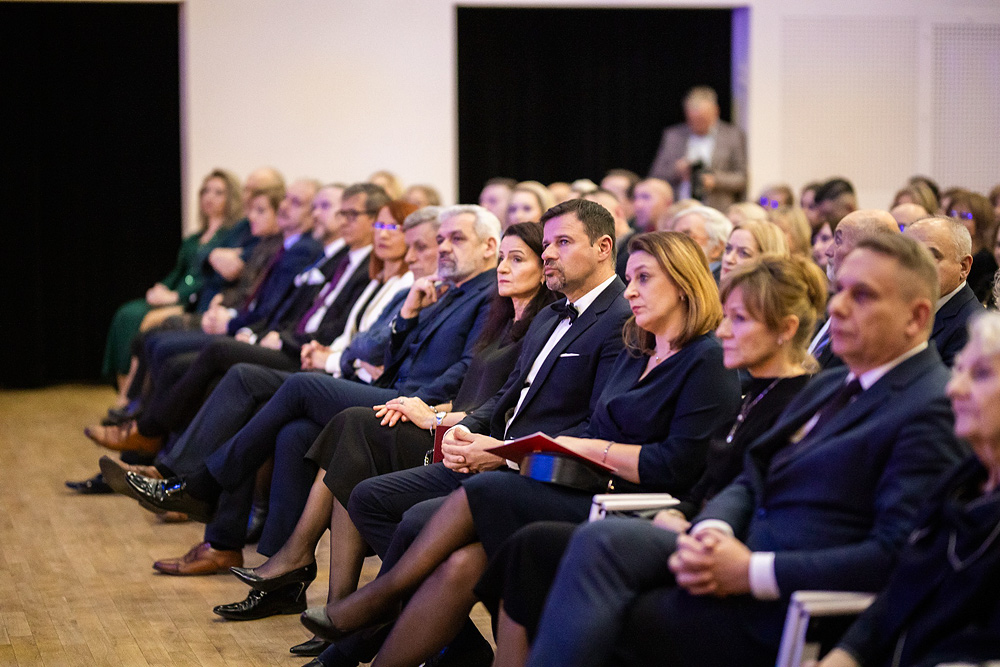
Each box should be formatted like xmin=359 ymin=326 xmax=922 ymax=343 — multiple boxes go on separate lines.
xmin=435 ymin=411 xmax=446 ymax=426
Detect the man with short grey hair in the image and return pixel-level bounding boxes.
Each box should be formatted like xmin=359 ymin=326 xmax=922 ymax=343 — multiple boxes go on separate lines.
xmin=648 ymin=86 xmax=747 ymax=211
xmin=671 ymin=205 xmax=733 ymax=282
xmin=905 ymin=216 xmax=981 ymax=365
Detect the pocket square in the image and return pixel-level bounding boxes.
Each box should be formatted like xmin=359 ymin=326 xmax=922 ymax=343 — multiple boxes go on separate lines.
xmin=559 ymin=353 xmax=580 ymax=358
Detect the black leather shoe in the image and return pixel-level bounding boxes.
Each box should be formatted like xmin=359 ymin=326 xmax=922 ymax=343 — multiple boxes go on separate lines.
xmin=212 ymin=581 xmax=309 ymax=621
xmin=289 ymin=637 xmax=331 ymax=657
xmin=65 ymin=473 xmax=113 ymax=494
xmin=424 ymin=623 xmax=495 ymax=667
xmin=231 ymin=561 xmax=317 ymax=593
xmin=124 ymin=472 xmax=215 ymax=522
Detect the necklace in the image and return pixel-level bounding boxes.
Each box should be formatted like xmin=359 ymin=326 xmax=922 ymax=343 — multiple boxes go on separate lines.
xmin=725 ymin=378 xmax=781 ymax=444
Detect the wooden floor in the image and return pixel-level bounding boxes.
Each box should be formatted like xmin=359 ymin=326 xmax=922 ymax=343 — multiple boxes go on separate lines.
xmin=0 ymin=385 xmax=491 ymax=666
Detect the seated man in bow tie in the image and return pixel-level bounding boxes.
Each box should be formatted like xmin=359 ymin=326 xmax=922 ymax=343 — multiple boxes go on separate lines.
xmin=520 ymin=232 xmax=967 ymax=667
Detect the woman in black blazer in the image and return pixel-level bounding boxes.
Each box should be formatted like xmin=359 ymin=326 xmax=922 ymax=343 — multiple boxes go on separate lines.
xmin=820 ymin=312 xmax=1000 ymax=667
xmin=304 ymin=232 xmax=745 ymax=665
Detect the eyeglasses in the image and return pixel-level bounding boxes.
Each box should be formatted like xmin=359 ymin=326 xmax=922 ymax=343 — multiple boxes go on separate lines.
xmin=758 ymin=197 xmax=781 ymax=209
xmin=336 ymin=209 xmax=374 ymax=221
xmin=948 ymin=209 xmax=973 ymax=221
xmin=373 ymin=221 xmax=401 ymax=231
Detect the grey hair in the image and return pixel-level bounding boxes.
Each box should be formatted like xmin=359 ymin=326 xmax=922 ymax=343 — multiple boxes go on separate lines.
xmin=439 ymin=204 xmax=502 ymax=252
xmin=684 ymin=86 xmax=718 ymax=107
xmin=403 ymin=206 xmax=443 ymax=232
xmin=908 ymin=216 xmax=973 ymax=261
xmin=672 ymin=205 xmax=733 ymax=247
xmin=968 ymin=309 xmax=1000 ymax=357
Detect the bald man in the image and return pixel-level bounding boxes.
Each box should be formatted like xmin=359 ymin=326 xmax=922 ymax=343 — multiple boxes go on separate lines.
xmin=810 ymin=209 xmax=900 ymax=367
xmin=905 ymin=217 xmax=981 ymax=366
xmin=632 ymin=178 xmax=674 ymax=233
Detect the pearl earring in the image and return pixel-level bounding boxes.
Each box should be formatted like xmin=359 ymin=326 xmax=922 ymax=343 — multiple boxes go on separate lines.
xmin=777 ymin=337 xmax=785 ymax=345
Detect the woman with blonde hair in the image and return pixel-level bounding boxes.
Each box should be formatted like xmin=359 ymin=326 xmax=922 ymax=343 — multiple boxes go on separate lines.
xmin=720 ymin=218 xmax=789 ymax=280
xmin=100 ymin=168 xmax=242 ymax=386
xmin=506 ymin=180 xmax=556 ymax=226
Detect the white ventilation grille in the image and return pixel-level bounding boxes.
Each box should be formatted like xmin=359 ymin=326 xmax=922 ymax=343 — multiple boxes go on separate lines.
xmin=780 ymin=17 xmax=919 ymax=190
xmin=931 ymin=22 xmax=1000 ymax=193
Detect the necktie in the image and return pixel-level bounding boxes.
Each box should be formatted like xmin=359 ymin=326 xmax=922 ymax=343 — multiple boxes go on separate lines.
xmin=770 ymin=378 xmax=863 ymax=471
xmin=295 ymin=255 xmax=351 ymax=335
xmin=552 ymin=300 xmax=579 ymax=323
xmin=808 ymin=378 xmax=863 ymax=438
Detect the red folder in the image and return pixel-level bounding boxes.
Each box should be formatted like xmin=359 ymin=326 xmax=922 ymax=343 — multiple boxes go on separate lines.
xmin=485 ymin=432 xmax=618 ymax=473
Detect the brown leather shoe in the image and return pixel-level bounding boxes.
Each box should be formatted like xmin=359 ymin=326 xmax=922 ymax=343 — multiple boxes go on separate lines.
xmin=152 ymin=542 xmax=242 ymax=576
xmin=85 ymin=422 xmax=162 ymax=455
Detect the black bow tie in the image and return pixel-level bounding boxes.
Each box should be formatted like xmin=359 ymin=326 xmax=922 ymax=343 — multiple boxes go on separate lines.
xmin=553 ymin=300 xmax=579 ymax=323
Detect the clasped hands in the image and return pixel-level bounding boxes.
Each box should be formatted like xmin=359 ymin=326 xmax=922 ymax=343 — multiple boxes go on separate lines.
xmin=373 ymin=396 xmax=436 ymax=430
xmin=667 ymin=528 xmax=752 ymax=597
xmin=441 ymin=427 xmax=504 ymax=474
xmin=300 ymin=340 xmax=332 ymax=371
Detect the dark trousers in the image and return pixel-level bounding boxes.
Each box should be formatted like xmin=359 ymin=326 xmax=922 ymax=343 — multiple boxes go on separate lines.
xmin=200 ymin=368 xmax=400 ymax=553
xmin=347 ymin=462 xmax=471 ymax=566
xmin=155 ymin=363 xmax=289 ymax=477
xmin=139 ymin=337 xmax=300 ymax=437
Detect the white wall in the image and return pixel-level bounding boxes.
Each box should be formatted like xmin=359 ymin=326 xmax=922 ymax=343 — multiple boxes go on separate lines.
xmin=70 ymin=0 xmax=1000 ymax=229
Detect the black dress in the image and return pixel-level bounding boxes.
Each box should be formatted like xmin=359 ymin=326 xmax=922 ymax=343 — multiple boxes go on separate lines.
xmin=304 ymin=324 xmax=523 ymax=507
xmin=461 ymin=333 xmax=742 ymax=559
xmin=475 ymin=372 xmax=811 ymax=638
xmin=837 ymin=456 xmax=1000 ymax=666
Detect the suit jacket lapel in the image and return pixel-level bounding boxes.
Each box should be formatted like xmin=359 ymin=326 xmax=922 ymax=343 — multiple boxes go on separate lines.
xmin=932 ymin=284 xmax=976 ymax=338
xmin=513 ymin=279 xmax=623 ymax=418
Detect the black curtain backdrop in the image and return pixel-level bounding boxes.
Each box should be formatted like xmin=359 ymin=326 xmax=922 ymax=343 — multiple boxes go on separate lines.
xmin=0 ymin=2 xmax=181 ymax=388
xmin=457 ymin=7 xmax=732 ymax=205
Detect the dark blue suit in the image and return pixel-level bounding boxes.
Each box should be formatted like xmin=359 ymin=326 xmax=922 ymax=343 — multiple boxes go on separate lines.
xmin=226 ymin=233 xmax=323 ymax=334
xmin=347 ymin=277 xmax=632 ymax=565
xmin=931 ymin=282 xmax=982 ymax=367
xmin=525 ymin=345 xmax=966 ymax=667
xmin=196 ymin=269 xmax=496 ymax=552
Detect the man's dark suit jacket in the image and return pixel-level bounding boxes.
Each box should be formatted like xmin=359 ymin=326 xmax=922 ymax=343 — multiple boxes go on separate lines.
xmin=375 ymin=268 xmax=496 ymax=405
xmin=274 ymin=253 xmax=373 ymax=357
xmin=225 ymin=233 xmax=323 ymax=334
xmin=260 ymin=245 xmax=352 ymax=334
xmin=647 ymin=120 xmax=747 ymax=211
xmin=697 ymin=345 xmax=966 ymax=597
xmin=458 ymin=276 xmax=632 ymax=440
xmin=931 ymin=282 xmax=982 ymax=366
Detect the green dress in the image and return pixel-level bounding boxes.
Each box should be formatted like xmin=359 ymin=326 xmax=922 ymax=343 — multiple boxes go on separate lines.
xmin=101 ymin=230 xmax=226 ymax=378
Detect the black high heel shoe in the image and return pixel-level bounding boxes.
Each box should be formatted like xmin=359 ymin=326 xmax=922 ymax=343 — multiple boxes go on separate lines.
xmin=230 ymin=561 xmax=317 ymax=592
xmin=300 ymin=606 xmax=351 ymax=642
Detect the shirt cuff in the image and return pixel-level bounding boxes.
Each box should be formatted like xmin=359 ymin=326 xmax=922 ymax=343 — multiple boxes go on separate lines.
xmin=235 ymin=327 xmax=257 ymax=345
xmin=323 ymin=352 xmax=343 ymax=376
xmin=748 ymin=552 xmax=781 ymax=600
xmin=690 ymin=519 xmax=735 ymax=538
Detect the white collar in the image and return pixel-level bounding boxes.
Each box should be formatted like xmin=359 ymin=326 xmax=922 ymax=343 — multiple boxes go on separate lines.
xmin=849 ymin=341 xmax=928 ymax=390
xmin=936 ymin=281 xmax=966 ymax=311
xmin=568 ymin=274 xmax=617 ymax=317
